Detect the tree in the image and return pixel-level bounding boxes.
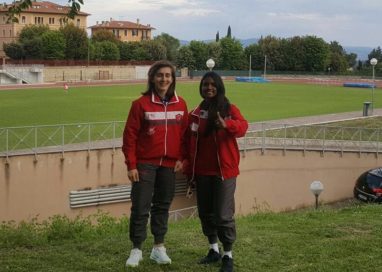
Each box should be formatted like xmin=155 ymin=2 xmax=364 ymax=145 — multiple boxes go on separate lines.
xmin=368 ymin=46 xmax=382 ymax=64
xmin=18 ymin=25 xmax=50 ymax=44
xmin=327 ymin=41 xmax=348 ymax=73
xmin=216 ymin=31 xmax=220 ymax=42
xmin=41 ymin=30 xmax=66 ymax=59
xmin=244 ymin=44 xmax=263 ymax=70
xmin=287 ymin=36 xmax=306 ymax=71
xmin=23 ymin=38 xmax=44 ymax=59
xmin=3 ymin=42 xmax=24 ymax=60
xmin=91 ymin=29 xmax=118 ymax=44
xmin=154 ymin=33 xmax=180 ymax=61
xmin=18 ymin=25 xmax=50 ymax=59
xmin=118 ymin=41 xmax=140 ymax=61
xmin=301 ymin=36 xmax=329 ymax=72
xmin=60 ymin=23 xmax=89 ymax=59
xmin=219 ymin=37 xmax=245 ymax=70
xmin=226 ymin=25 xmax=232 ymax=38
xmin=142 ymin=40 xmax=167 ymax=61
xmin=346 ymin=53 xmax=357 ymax=69
xmin=7 ymin=0 xmax=83 ymax=23
xmin=207 ymin=42 xmax=222 ymax=69
xmin=176 ymin=46 xmax=195 ymax=69
xmin=188 ymin=40 xmax=209 ymax=70
xmin=258 ymin=35 xmax=282 ymax=71
xmin=91 ymin=41 xmax=119 ymax=61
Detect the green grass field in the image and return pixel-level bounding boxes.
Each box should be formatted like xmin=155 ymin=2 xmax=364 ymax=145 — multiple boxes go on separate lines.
xmin=1 ymin=202 xmax=382 ymax=271
xmin=0 ymin=81 xmax=380 ymax=127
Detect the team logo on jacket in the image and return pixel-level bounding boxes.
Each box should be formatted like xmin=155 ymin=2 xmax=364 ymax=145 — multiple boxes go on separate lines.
xmin=176 ymin=114 xmax=183 ymax=123
xmin=147 ymin=127 xmax=156 ymax=135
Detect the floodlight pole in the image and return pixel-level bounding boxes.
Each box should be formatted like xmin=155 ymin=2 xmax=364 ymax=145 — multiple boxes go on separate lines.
xmin=263 ymin=55 xmax=267 ymax=79
xmin=249 ymin=54 xmax=252 ymax=78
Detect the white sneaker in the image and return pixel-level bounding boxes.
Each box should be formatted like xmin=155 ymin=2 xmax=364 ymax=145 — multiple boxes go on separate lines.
xmin=150 ymin=246 xmax=172 ymax=264
xmin=126 ymin=248 xmax=143 ymax=267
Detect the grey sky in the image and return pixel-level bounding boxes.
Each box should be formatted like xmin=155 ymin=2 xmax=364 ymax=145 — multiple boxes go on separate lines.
xmin=57 ymin=0 xmax=381 ymax=47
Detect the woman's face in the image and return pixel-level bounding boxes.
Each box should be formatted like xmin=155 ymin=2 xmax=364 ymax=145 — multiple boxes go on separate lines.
xmin=153 ymin=67 xmax=173 ymax=94
xmin=201 ymin=77 xmax=217 ymax=99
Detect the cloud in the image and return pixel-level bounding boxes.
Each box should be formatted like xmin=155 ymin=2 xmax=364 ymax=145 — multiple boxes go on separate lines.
xmin=168 ymin=8 xmax=220 ymax=17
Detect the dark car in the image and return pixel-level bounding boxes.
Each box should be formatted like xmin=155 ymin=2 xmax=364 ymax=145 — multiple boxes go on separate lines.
xmin=354 ymin=167 xmax=382 ymax=203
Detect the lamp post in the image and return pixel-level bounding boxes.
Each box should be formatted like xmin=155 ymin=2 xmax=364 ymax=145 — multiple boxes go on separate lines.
xmin=370 ymin=58 xmax=378 ymax=115
xmin=206 ymin=58 xmax=215 ymax=71
xmin=310 ymin=181 xmax=324 ymax=209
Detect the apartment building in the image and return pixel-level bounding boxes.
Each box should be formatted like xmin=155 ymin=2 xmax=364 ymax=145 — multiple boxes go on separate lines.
xmin=0 ymin=1 xmax=89 ymax=58
xmin=89 ymin=18 xmax=155 ymax=42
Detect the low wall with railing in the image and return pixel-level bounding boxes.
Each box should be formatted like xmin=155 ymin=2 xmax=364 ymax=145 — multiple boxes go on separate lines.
xmin=1 ymin=146 xmax=380 ymax=223
xmin=1 ymin=121 xmax=382 ymax=222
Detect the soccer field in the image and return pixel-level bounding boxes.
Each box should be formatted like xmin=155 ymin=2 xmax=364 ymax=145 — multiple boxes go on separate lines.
xmin=0 ymin=81 xmax=379 ymax=127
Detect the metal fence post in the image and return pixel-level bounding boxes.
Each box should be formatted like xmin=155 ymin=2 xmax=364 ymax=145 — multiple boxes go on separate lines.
xmin=61 ymin=125 xmax=65 ymax=159
xmin=261 ymin=123 xmax=265 ymax=154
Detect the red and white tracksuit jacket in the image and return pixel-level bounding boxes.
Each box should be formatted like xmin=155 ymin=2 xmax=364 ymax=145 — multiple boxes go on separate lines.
xmin=122 ymin=91 xmax=188 ymax=170
xmin=184 ymin=103 xmax=248 ymax=181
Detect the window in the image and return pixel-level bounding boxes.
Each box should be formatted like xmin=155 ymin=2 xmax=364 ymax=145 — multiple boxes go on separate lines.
xmin=124 ymin=30 xmax=127 ymax=36
xmin=132 ymin=29 xmax=138 ymax=36
xmin=76 ymin=18 xmax=80 ymax=27
xmin=2 ymin=30 xmax=5 ymax=37
xmin=21 ymin=16 xmax=26 ymax=23
xmin=35 ymin=17 xmax=43 ymax=24
xmin=49 ymin=17 xmax=55 ymax=24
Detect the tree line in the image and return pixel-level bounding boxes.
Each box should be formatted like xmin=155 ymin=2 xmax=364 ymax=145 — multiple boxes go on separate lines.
xmin=4 ymin=24 xmax=382 ymax=75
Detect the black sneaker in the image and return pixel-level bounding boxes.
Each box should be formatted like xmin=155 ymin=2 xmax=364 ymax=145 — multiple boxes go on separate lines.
xmin=198 ymin=249 xmax=221 ymax=264
xmin=220 ymin=255 xmax=234 ymax=272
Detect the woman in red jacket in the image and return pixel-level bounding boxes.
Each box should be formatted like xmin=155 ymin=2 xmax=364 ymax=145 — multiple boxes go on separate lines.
xmin=122 ymin=60 xmax=188 ymax=268
xmin=185 ymin=71 xmax=248 ymax=272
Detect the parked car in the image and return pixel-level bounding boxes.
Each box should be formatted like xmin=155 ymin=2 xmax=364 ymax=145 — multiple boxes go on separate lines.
xmin=354 ymin=167 xmax=382 ymax=203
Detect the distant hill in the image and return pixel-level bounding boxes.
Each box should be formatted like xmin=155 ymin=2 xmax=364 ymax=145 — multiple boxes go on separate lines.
xmin=343 ymin=46 xmax=372 ymax=61
xmin=179 ymin=38 xmax=372 ymax=61
xmin=180 ymin=38 xmax=258 ymax=46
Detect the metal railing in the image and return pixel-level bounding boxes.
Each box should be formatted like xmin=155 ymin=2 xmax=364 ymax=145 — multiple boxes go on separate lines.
xmin=1 ymin=121 xmax=382 ymax=159
xmin=239 ymin=122 xmax=381 ymax=155
xmin=0 ymin=121 xmax=125 ymax=159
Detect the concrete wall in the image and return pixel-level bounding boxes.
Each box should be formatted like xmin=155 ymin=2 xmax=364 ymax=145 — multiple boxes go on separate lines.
xmin=1 ymin=148 xmax=380 ymax=222
xmin=43 ymin=66 xmax=138 ymax=83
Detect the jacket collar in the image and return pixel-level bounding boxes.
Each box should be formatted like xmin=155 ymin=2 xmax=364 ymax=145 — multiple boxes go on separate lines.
xmin=151 ymin=91 xmax=179 ymax=105
xmin=190 ymin=105 xmax=209 ymax=119
xmin=190 ymin=105 xmax=201 ymax=117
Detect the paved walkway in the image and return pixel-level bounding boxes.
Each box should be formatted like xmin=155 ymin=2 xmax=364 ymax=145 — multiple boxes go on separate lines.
xmin=249 ymin=109 xmax=382 ymax=130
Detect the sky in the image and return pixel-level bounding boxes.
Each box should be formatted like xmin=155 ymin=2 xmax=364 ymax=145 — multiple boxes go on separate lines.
xmin=56 ymin=0 xmax=381 ymax=47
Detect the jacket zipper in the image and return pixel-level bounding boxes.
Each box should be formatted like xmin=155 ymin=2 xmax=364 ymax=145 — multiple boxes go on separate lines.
xmin=160 ymin=102 xmax=168 ymax=166
xmin=214 ymin=132 xmax=224 ymax=181
xmin=190 ymin=116 xmax=200 ymax=182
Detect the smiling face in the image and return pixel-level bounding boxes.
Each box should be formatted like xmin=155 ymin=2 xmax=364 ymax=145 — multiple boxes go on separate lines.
xmin=153 ymin=67 xmax=173 ymax=97
xmin=201 ymin=77 xmax=217 ymax=99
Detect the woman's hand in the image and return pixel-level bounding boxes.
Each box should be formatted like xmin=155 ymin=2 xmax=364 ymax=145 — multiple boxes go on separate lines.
xmin=174 ymin=160 xmax=183 ymax=172
xmin=128 ymin=169 xmax=139 ymax=182
xmin=215 ymin=112 xmax=227 ymax=129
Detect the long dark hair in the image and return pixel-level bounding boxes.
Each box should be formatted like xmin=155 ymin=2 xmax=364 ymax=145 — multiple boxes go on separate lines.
xmin=142 ymin=60 xmax=176 ymax=98
xmin=199 ymin=71 xmax=231 ymax=135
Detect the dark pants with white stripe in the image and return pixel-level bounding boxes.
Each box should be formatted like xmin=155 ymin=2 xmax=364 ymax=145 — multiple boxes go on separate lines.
xmin=196 ymin=175 xmax=236 ymax=251
xmin=129 ymin=163 xmax=176 ymax=249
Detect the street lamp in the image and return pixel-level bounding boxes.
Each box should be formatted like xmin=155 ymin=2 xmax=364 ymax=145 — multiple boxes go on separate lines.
xmin=206 ymin=58 xmax=215 ymax=71
xmin=310 ymin=180 xmax=324 ymax=209
xmin=370 ymin=58 xmax=378 ymax=115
